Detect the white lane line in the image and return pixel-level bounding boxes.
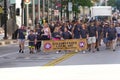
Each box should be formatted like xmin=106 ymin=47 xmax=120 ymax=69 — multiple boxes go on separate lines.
xmin=0 ymin=49 xmax=29 ymax=58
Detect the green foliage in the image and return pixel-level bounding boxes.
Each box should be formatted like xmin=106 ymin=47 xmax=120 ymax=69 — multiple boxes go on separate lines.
xmin=0 ymin=0 xmax=3 ymax=2
xmin=108 ymin=0 xmax=116 ymax=7
xmin=78 ymin=0 xmax=93 ymax=7
xmin=116 ymin=0 xmax=120 ymax=9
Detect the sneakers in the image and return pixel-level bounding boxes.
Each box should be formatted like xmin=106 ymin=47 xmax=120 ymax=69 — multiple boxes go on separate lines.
xmin=19 ymin=49 xmax=22 ymax=53
xmin=21 ymin=50 xmax=24 ymax=53
xmin=19 ymin=49 xmax=24 ymax=53
xmin=29 ymin=51 xmax=34 ymax=54
xmin=56 ymin=51 xmax=59 ymax=54
xmin=82 ymin=51 xmax=86 ymax=54
xmin=96 ymin=48 xmax=99 ymax=51
xmin=113 ymin=49 xmax=115 ymax=52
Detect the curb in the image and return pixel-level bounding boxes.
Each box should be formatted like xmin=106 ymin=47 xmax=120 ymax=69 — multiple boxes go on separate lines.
xmin=0 ymin=40 xmax=17 ymax=46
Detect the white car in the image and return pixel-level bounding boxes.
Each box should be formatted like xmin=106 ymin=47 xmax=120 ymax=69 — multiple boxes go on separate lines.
xmin=0 ymin=28 xmax=4 ymax=40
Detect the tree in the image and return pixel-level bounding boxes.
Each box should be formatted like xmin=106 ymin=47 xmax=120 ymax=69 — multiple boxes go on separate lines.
xmin=108 ymin=0 xmax=116 ymax=7
xmin=116 ymin=0 xmax=120 ymax=10
xmin=77 ymin=0 xmax=93 ymax=20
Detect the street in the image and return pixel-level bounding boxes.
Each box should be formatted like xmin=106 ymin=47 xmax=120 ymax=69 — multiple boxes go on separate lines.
xmin=0 ymin=43 xmax=120 ymax=80
xmin=1 ymin=42 xmax=120 ymax=67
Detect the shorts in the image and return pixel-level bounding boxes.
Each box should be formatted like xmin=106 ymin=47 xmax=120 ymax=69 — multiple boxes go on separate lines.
xmin=18 ymin=39 xmax=25 ymax=43
xmin=29 ymin=42 xmax=35 ymax=48
xmin=29 ymin=42 xmax=35 ymax=46
xmin=117 ymin=34 xmax=120 ymax=38
xmin=103 ymin=38 xmax=108 ymax=43
xmin=88 ymin=37 xmax=96 ymax=44
xmin=28 ymin=46 xmax=35 ymax=48
xmin=107 ymin=36 xmax=116 ymax=41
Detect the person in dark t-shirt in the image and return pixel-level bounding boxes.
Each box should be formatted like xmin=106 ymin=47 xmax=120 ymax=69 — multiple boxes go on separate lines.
xmin=28 ymin=30 xmax=37 ymax=53
xmin=87 ymin=22 xmax=98 ymax=52
xmin=61 ymin=27 xmax=72 ymax=39
xmin=17 ymin=26 xmax=26 ymax=53
xmin=80 ymin=24 xmax=88 ymax=39
xmin=106 ymin=23 xmax=117 ymax=51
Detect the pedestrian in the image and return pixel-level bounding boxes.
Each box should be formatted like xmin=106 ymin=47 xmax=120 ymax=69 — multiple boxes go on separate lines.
xmin=52 ymin=27 xmax=61 ymax=53
xmin=72 ymin=21 xmax=81 ymax=39
xmin=41 ymin=23 xmax=51 ymax=40
xmin=61 ymin=27 xmax=72 ymax=40
xmin=17 ymin=25 xmax=26 ymax=53
xmin=35 ymin=24 xmax=43 ymax=52
xmin=95 ymin=21 xmax=102 ymax=51
xmin=87 ymin=21 xmax=98 ymax=53
xmin=103 ymin=22 xmax=110 ymax=49
xmin=80 ymin=23 xmax=88 ymax=53
xmin=106 ymin=23 xmax=117 ymax=51
xmin=115 ymin=23 xmax=120 ymax=46
xmin=28 ymin=30 xmax=37 ymax=54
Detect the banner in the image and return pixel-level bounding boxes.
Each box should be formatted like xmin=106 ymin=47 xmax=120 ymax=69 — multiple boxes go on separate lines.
xmin=43 ymin=39 xmax=87 ymax=52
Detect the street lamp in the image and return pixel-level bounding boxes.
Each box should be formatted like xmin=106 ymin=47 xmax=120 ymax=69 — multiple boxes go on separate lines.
xmin=4 ymin=0 xmax=8 ymax=39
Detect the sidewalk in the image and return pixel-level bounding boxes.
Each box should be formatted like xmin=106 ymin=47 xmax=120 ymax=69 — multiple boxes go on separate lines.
xmin=0 ymin=39 xmax=17 ymax=46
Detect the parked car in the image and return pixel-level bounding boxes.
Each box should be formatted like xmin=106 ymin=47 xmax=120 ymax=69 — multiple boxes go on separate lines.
xmin=0 ymin=28 xmax=4 ymax=40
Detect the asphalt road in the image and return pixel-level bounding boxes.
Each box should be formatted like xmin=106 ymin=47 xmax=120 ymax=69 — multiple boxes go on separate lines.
xmin=0 ymin=43 xmax=120 ymax=80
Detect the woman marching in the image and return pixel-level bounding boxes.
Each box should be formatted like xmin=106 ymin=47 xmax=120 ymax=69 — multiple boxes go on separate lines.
xmin=41 ymin=23 xmax=51 ymax=40
xmin=52 ymin=27 xmax=61 ymax=53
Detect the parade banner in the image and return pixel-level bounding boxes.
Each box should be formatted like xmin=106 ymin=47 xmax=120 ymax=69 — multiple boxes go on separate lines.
xmin=43 ymin=39 xmax=87 ymax=52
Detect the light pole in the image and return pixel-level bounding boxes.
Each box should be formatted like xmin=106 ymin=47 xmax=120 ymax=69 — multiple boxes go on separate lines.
xmin=21 ymin=0 xmax=24 ymax=25
xmin=32 ymin=0 xmax=35 ymax=28
xmin=43 ymin=0 xmax=45 ymax=20
xmin=38 ymin=0 xmax=41 ymax=23
xmin=4 ymin=0 xmax=8 ymax=39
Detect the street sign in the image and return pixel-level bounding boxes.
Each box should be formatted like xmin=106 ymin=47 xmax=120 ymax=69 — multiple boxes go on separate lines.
xmin=68 ymin=2 xmax=72 ymax=11
xmin=24 ymin=0 xmax=31 ymax=4
xmin=10 ymin=0 xmax=16 ymax=4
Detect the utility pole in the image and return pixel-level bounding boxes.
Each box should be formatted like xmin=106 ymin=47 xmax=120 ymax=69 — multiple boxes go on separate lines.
xmin=4 ymin=0 xmax=8 ymax=39
xmin=43 ymin=0 xmax=45 ymax=20
xmin=21 ymin=0 xmax=24 ymax=25
xmin=105 ymin=0 xmax=108 ymax=6
xmin=38 ymin=0 xmax=41 ymax=24
xmin=32 ymin=0 xmax=35 ymax=28
xmin=47 ymin=0 xmax=49 ymax=23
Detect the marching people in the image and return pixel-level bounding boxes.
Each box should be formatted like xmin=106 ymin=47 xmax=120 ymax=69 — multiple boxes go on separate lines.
xmin=17 ymin=25 xmax=26 ymax=53
xmin=80 ymin=23 xmax=88 ymax=53
xmin=27 ymin=30 xmax=37 ymax=54
xmin=41 ymin=23 xmax=51 ymax=40
xmin=115 ymin=23 xmax=120 ymax=46
xmin=61 ymin=27 xmax=72 ymax=40
xmin=35 ymin=24 xmax=43 ymax=52
xmin=52 ymin=27 xmax=61 ymax=53
xmin=103 ymin=22 xmax=110 ymax=49
xmin=87 ymin=21 xmax=98 ymax=53
xmin=95 ymin=21 xmax=103 ymax=51
xmin=106 ymin=23 xmax=117 ymax=51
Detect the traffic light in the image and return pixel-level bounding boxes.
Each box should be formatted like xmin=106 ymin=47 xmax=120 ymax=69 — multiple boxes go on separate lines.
xmin=16 ymin=8 xmax=20 ymax=16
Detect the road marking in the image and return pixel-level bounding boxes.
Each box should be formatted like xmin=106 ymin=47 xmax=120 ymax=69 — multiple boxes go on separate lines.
xmin=0 ymin=49 xmax=29 ymax=58
xmin=44 ymin=52 xmax=77 ymax=66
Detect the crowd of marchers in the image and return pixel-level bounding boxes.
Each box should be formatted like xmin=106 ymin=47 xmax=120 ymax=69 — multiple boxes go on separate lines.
xmin=17 ymin=16 xmax=120 ymax=54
